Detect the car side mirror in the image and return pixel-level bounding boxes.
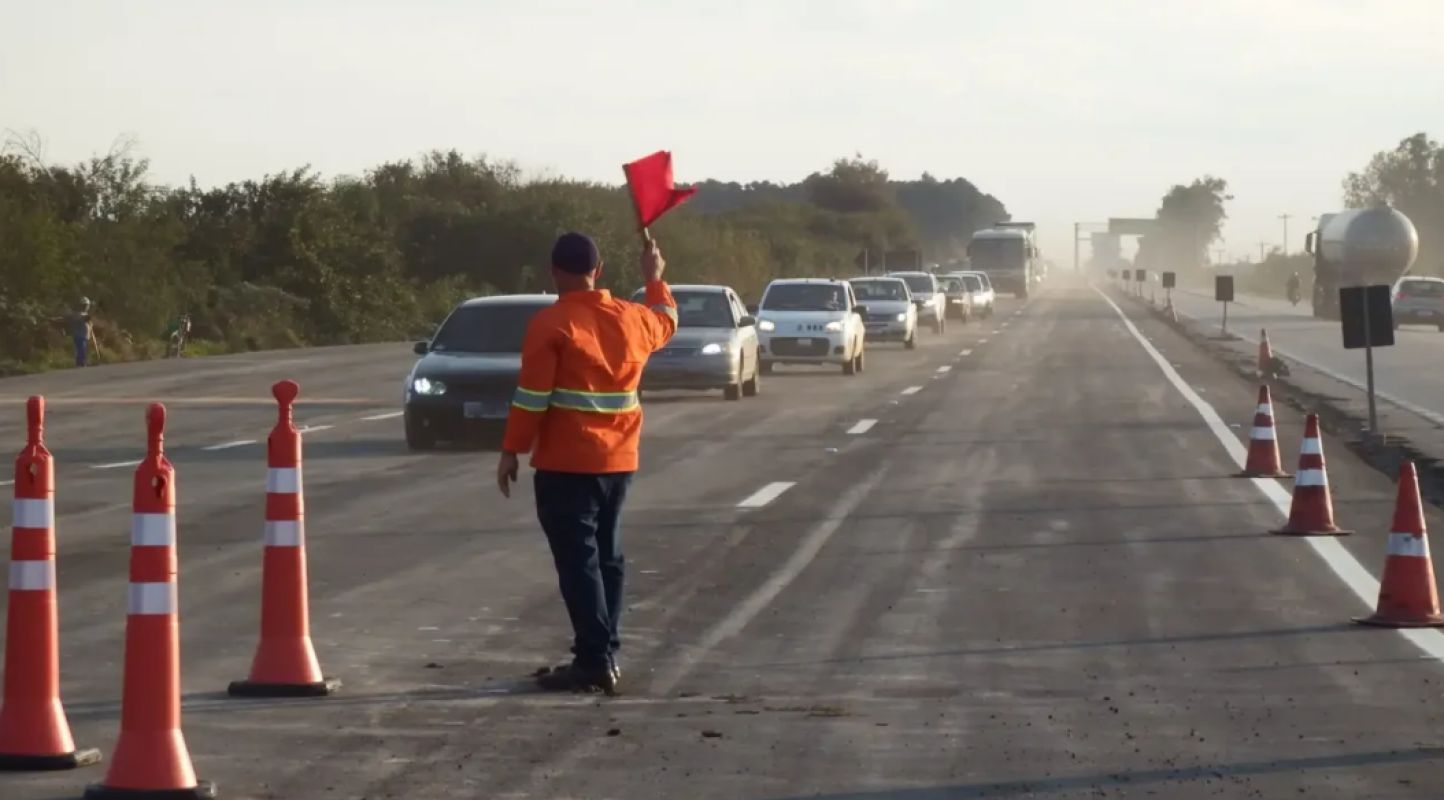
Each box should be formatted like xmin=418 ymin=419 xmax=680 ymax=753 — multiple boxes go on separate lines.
xmin=853 ymin=304 xmax=868 ymax=316
xmin=738 ymin=315 xmax=757 ymax=328
xmin=746 ymin=304 xmax=759 ymax=315
xmin=413 ymin=341 xmax=429 ymax=355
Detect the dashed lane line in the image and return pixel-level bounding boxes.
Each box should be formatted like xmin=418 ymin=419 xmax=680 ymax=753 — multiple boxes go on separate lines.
xmin=361 ymin=411 xmax=404 ymax=422
xmin=900 ymin=386 xmax=923 ymax=396
xmin=202 ymin=439 xmax=256 ymax=451
xmin=1097 ymin=286 xmax=1444 ymax=666
xmin=959 ymin=348 xmax=973 ymax=357
xmin=936 ymin=366 xmax=952 ymax=374
xmin=978 ymin=338 xmax=989 ymax=345
xmin=846 ymin=419 xmax=877 ymax=435
xmin=297 ymin=424 xmax=335 ymax=434
xmin=737 ymin=481 xmax=796 ymax=509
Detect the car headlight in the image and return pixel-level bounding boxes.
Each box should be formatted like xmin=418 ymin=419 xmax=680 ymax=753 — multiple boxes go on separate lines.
xmin=758 ymin=319 xmax=776 ymax=332
xmin=700 ymin=342 xmax=725 ymax=355
xmin=895 ymin=312 xmax=907 ymax=321
xmin=824 ymin=320 xmax=844 ymax=333
xmin=412 ymin=377 xmax=446 ymax=396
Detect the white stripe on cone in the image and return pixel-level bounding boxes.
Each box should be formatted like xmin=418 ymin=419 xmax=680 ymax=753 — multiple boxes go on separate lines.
xmin=1256 ymin=404 xmax=1272 ymax=415
xmin=266 ymin=467 xmax=302 ymax=494
xmin=8 ymin=560 xmax=55 ymax=590
xmin=128 ymin=582 xmax=177 ymax=615
xmin=131 ymin=513 xmax=176 ymax=546
xmin=1388 ymin=533 xmax=1430 ymax=558
xmin=1295 ymin=468 xmax=1327 ymax=487
xmin=264 ymin=520 xmax=304 ymax=547
xmin=1250 ymin=427 xmax=1275 ymax=441
xmin=1301 ymin=438 xmax=1322 ymax=455
xmin=11 ymin=498 xmax=54 ymax=529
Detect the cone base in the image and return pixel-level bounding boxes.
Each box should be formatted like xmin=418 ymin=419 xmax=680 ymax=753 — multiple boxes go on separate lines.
xmin=1354 ymin=614 xmax=1444 ymax=628
xmin=83 ymin=780 xmax=216 ymax=799
xmin=1235 ymin=470 xmax=1292 ymax=479
xmin=0 ymin=746 xmax=101 ymax=771
xmin=227 ymin=677 xmax=339 ymax=698
xmin=1270 ymin=527 xmax=1353 ymax=537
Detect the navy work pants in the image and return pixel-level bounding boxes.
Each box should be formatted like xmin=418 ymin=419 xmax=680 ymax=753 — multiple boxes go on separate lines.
xmin=534 ymin=470 xmax=632 ymax=672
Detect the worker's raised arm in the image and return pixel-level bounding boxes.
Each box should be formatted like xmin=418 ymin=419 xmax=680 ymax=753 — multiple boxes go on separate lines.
xmin=501 ymin=316 xmax=560 ymax=455
xmin=638 ymin=241 xmax=677 ymax=352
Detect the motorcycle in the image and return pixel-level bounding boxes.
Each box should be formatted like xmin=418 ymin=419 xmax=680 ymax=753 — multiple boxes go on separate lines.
xmin=1286 ymin=283 xmax=1302 ymax=306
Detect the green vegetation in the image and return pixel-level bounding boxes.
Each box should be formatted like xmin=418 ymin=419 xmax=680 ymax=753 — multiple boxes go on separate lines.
xmin=1346 ymin=132 xmax=1444 ymax=274
xmin=1135 ymin=176 xmax=1231 ymax=276
xmin=0 ymin=142 xmax=1005 ymax=374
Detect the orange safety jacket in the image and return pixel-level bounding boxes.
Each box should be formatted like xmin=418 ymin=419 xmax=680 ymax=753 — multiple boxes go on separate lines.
xmin=502 ymin=281 xmax=677 ymax=473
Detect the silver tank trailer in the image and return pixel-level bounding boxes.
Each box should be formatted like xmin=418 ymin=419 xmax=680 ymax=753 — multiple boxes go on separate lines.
xmin=1317 ymin=205 xmax=1419 ymax=285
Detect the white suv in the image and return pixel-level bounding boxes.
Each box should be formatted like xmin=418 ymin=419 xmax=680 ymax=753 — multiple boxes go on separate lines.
xmin=754 ymin=278 xmax=868 ymax=375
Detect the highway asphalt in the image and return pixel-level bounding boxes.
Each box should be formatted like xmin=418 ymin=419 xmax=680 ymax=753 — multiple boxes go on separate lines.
xmin=5 ymin=276 xmax=1444 ymax=799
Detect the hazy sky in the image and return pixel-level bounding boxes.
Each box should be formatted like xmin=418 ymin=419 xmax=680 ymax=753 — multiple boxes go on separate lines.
xmin=5 ymin=0 xmax=1444 ymax=264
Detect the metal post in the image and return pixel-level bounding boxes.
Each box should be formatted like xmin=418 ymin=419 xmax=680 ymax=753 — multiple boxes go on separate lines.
xmin=1362 ymin=295 xmax=1378 ymax=434
xmin=1222 ymin=301 xmax=1229 ymax=336
xmin=1073 ymin=223 xmax=1080 ymax=273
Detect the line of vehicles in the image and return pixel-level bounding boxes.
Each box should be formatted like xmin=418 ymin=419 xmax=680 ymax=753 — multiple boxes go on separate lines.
xmin=401 ymin=268 xmax=1004 ymax=449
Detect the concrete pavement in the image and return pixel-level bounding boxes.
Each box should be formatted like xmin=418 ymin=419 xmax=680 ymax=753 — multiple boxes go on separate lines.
xmin=4 ymin=278 xmax=1444 ymax=798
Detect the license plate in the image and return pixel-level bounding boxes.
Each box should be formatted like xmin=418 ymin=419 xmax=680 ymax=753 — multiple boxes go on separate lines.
xmin=464 ymin=401 xmax=504 ymax=419
xmin=797 ymin=338 xmax=820 ymax=346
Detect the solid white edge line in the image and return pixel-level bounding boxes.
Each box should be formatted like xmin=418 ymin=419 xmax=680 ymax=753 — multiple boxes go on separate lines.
xmin=737 ymin=481 xmax=796 ymax=509
xmin=846 ymin=419 xmax=877 ymax=435
xmin=298 ymin=424 xmax=334 ymax=433
xmin=361 ymin=411 xmax=404 ymax=421
xmin=203 ymin=439 xmax=257 ymax=451
xmin=91 ymin=460 xmax=141 ymax=470
xmin=1095 ymin=285 xmax=1444 ymax=664
xmin=900 ymin=386 xmax=923 ymax=395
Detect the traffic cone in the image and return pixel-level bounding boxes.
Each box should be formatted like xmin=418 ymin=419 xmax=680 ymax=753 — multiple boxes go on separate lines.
xmin=1258 ymin=329 xmax=1273 ymax=377
xmin=85 ymin=404 xmax=214 ymax=799
xmin=229 ymin=380 xmax=338 ymax=697
xmin=1357 ymin=462 xmax=1444 ymax=627
xmin=0 ymin=396 xmax=100 ymax=771
xmin=1236 ymin=386 xmax=1290 ymax=478
xmin=1271 ymin=414 xmax=1352 ymax=537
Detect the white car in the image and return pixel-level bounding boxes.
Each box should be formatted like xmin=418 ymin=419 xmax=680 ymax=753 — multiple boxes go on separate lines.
xmin=888 ymin=271 xmax=947 ymax=334
xmin=952 ymin=271 xmax=995 ymax=318
xmin=754 ymin=278 xmax=867 ymax=375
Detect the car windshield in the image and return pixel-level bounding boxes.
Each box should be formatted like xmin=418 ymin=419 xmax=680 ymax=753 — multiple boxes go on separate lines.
xmin=850 ymin=280 xmax=908 ymax=301
xmin=937 ymin=276 xmax=964 ymax=293
xmin=959 ymin=275 xmax=983 ymax=291
xmin=1399 ymin=280 xmax=1444 ymax=298
xmin=969 ymin=238 xmax=1026 ymax=269
xmin=896 ymin=275 xmax=935 ymax=295
xmin=672 ymin=291 xmax=734 ymax=327
xmin=763 ymin=283 xmax=847 ymax=311
xmin=429 ymin=303 xmax=546 ymax=353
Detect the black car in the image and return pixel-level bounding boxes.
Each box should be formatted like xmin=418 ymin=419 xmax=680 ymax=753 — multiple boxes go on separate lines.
xmin=403 ymin=294 xmax=555 ymax=449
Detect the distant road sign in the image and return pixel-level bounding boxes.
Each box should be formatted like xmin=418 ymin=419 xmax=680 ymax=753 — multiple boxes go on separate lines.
xmin=1109 ymin=218 xmax=1158 ymax=237
xmin=1215 ymin=276 xmax=1234 ymax=303
xmin=1162 ymin=271 xmax=1176 ymax=289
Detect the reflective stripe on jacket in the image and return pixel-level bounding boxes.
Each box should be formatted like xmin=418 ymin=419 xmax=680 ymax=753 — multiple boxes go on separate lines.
xmin=501 ymin=281 xmax=677 ymax=473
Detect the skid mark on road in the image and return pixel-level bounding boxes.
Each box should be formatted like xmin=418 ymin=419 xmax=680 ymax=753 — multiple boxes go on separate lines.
xmin=1098 ymin=287 xmax=1444 ymax=666
xmin=737 ymin=481 xmax=796 ymax=508
xmin=847 ymin=419 xmax=877 ymax=435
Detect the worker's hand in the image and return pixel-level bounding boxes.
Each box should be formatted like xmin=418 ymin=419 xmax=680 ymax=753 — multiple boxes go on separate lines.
xmin=497 ymin=451 xmax=519 ymax=498
xmin=641 ymin=239 xmax=666 ymax=283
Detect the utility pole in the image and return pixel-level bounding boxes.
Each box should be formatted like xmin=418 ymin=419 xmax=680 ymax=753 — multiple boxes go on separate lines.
xmin=1279 ymin=214 xmax=1292 ymax=255
xmin=1073 ymin=222 xmax=1080 ymax=273
xmin=1258 ymin=242 xmax=1269 ymax=264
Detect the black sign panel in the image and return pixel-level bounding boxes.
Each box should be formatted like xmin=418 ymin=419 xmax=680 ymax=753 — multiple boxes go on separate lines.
xmin=1215 ymin=275 xmax=1234 ymax=303
xmin=1135 ymin=269 xmax=1147 ymax=283
xmin=1341 ymin=285 xmax=1395 ymax=349
xmin=1162 ymin=271 xmax=1176 ymax=289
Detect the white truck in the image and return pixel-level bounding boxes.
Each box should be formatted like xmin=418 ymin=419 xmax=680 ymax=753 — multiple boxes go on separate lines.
xmin=967 ymin=222 xmax=1038 ymax=298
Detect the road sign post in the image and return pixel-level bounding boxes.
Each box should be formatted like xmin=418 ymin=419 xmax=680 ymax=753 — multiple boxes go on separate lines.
xmin=1162 ymin=271 xmax=1176 ymax=309
xmin=1215 ymin=276 xmax=1234 ymax=336
xmin=1340 ymin=285 xmax=1395 ymax=435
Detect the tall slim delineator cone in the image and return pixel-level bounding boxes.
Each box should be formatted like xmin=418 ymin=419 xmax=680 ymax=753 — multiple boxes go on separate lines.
xmin=1258 ymin=329 xmax=1273 ymax=377
xmin=1357 ymin=462 xmax=1444 ymax=627
xmin=1236 ymin=386 xmax=1290 ymax=478
xmin=0 ymin=396 xmax=100 ymax=771
xmin=85 ymin=404 xmax=215 ymax=799
xmin=229 ymin=380 xmax=338 ymax=697
xmin=1271 ymin=414 xmax=1352 ymax=537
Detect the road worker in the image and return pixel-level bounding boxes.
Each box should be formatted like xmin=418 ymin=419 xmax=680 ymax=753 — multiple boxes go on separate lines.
xmin=497 ymin=232 xmax=677 ymax=694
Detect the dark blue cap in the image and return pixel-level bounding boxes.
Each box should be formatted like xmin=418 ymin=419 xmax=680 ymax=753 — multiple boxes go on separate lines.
xmin=551 ymin=232 xmax=601 ymax=275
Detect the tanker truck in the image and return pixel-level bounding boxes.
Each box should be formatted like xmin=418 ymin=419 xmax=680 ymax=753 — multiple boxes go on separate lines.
xmin=1306 ymin=206 xmax=1419 ymax=319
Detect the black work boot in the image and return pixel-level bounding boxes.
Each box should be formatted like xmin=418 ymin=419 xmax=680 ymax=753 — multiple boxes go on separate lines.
xmin=535 ymin=662 xmax=617 ymax=696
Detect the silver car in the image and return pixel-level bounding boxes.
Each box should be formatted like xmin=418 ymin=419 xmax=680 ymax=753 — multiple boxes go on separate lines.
xmin=888 ymin=271 xmax=948 ymax=334
xmin=1392 ymin=276 xmax=1444 ymax=331
xmin=632 ymin=284 xmax=761 ymax=400
xmin=849 ymin=277 xmax=918 ymax=349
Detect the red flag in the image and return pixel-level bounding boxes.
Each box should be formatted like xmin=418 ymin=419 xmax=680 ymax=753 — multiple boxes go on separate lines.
xmin=623 ymin=150 xmax=696 ymax=230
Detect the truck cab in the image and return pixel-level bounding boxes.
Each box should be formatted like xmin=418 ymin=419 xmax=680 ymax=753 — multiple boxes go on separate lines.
xmin=967 ymin=227 xmax=1035 ymax=298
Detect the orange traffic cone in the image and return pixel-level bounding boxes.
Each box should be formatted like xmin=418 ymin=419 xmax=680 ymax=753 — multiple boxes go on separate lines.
xmin=1236 ymin=386 xmax=1290 ymax=478
xmin=229 ymin=380 xmax=338 ymax=697
xmin=85 ymin=404 xmax=214 ymax=799
xmin=1271 ymin=414 xmax=1352 ymax=536
xmin=1357 ymin=462 xmax=1444 ymax=627
xmin=0 ymin=397 xmax=100 ymax=771
xmin=1257 ymin=329 xmax=1273 ymax=377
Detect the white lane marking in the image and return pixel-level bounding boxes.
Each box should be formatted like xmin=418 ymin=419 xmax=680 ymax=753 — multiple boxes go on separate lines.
xmin=737 ymin=482 xmax=796 ymax=509
xmin=959 ymin=348 xmax=973 ymax=356
xmin=1097 ymin=287 xmax=1444 ymax=665
xmin=992 ymin=329 xmax=1002 ymax=334
xmin=936 ymin=366 xmax=952 ymax=374
xmin=91 ymin=460 xmax=141 ymax=470
xmin=298 ymin=424 xmax=334 ymax=434
xmin=847 ymin=419 xmax=877 ymax=435
xmin=656 ymin=466 xmax=887 ymax=694
xmin=0 ymin=480 xmax=12 ymax=487
xmin=203 ymin=439 xmax=256 ymax=451
xmin=978 ymin=338 xmax=989 ymax=344
xmin=900 ymin=386 xmax=923 ymax=395
xmin=361 ymin=411 xmax=404 ymax=422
